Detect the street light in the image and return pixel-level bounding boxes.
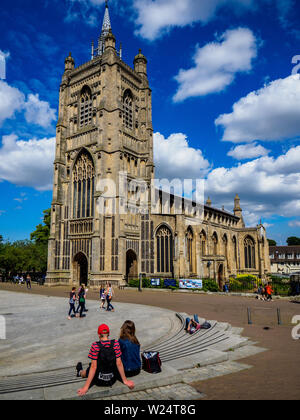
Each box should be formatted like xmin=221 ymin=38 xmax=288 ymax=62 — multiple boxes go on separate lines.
xmin=139 ymin=273 xmax=143 ymax=292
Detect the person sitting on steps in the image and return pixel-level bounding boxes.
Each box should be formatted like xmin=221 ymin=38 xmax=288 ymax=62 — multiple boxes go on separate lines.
xmin=118 ymin=320 xmax=141 ymax=378
xmin=185 ymin=314 xmax=201 ymax=334
xmin=76 ymin=324 xmax=135 ymax=396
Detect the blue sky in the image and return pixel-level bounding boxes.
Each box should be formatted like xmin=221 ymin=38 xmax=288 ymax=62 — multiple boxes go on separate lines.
xmin=0 ymin=0 xmax=300 ymax=245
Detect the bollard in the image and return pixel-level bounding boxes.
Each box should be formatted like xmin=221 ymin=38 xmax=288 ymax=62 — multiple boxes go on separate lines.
xmin=247 ymin=308 xmax=253 ymax=325
xmin=277 ymin=308 xmax=282 ymax=325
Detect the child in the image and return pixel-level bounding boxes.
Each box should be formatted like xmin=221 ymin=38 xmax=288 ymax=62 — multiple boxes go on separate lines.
xmin=76 ymin=324 xmax=135 ymax=396
xmin=68 ymin=287 xmax=77 ymax=320
xmin=100 ymin=285 xmax=106 ymax=310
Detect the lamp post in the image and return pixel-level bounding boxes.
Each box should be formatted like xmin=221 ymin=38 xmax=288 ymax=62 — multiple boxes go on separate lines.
xmin=139 ymin=273 xmax=143 ymax=292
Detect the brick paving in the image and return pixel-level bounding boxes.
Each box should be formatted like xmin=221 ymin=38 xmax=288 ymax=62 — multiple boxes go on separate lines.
xmin=1 ymin=283 xmax=299 ymax=400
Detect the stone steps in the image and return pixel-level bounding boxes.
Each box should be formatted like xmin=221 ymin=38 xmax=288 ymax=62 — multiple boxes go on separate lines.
xmin=0 ymin=312 xmax=265 ymax=399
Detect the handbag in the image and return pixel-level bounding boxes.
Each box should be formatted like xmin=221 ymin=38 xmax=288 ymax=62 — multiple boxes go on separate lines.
xmin=142 ymin=351 xmax=162 ymax=374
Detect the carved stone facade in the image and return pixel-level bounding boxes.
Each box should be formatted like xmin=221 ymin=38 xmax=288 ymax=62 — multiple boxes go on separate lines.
xmin=46 ymin=6 xmax=270 ymax=289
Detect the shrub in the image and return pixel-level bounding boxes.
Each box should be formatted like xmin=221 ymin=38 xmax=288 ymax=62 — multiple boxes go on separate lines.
xmin=203 ymin=279 xmax=219 ymax=292
xmin=236 ymin=274 xmax=260 ymax=285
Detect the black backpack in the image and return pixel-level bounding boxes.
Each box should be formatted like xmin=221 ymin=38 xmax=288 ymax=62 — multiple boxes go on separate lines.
xmin=142 ymin=352 xmax=162 ymax=374
xmin=96 ymin=340 xmax=117 ymax=387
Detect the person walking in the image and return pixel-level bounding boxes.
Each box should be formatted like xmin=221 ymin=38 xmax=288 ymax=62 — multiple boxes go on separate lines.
xmin=76 ymin=324 xmax=135 ymax=396
xmin=68 ymin=287 xmax=77 ymax=320
xmin=265 ymin=283 xmax=274 ymax=301
xmin=106 ymin=283 xmax=114 ymax=312
xmin=76 ymin=285 xmax=86 ymax=318
xmin=26 ymin=274 xmax=31 ymax=290
xmin=100 ymin=284 xmax=106 ymax=310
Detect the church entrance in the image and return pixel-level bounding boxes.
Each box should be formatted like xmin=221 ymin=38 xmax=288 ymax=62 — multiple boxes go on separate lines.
xmin=126 ymin=250 xmax=138 ymax=283
xmin=73 ymin=252 xmax=88 ymax=286
xmin=218 ymin=264 xmax=224 ymax=291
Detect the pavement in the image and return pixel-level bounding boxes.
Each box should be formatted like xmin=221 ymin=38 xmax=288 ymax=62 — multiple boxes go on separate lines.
xmin=0 ymin=283 xmax=299 ymax=400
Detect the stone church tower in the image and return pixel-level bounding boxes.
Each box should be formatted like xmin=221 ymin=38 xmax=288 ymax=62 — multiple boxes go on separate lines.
xmin=46 ymin=3 xmax=270 ymax=289
xmin=46 ymin=3 xmax=154 ymax=287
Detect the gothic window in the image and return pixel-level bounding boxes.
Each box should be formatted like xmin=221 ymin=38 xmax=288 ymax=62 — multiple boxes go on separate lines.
xmin=187 ymin=227 xmax=194 ymax=272
xmin=123 ymin=89 xmax=133 ymax=130
xmin=80 ymin=86 xmax=92 ymax=128
xmin=223 ymin=235 xmax=228 ymax=256
xmin=232 ymin=236 xmax=238 ymax=264
xmin=244 ymin=236 xmax=256 ymax=269
xmin=73 ymin=151 xmax=95 ymax=219
xmin=212 ymin=232 xmax=218 ymax=255
xmin=200 ymin=230 xmax=207 ymax=256
xmin=156 ymin=225 xmax=173 ymax=273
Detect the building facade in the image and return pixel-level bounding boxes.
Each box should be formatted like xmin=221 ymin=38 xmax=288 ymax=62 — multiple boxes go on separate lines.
xmin=269 ymin=246 xmax=300 ymax=275
xmin=46 ymin=4 xmax=271 ymax=289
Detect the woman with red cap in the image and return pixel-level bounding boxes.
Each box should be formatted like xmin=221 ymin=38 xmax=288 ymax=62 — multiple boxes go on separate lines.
xmin=76 ymin=324 xmax=135 ymax=396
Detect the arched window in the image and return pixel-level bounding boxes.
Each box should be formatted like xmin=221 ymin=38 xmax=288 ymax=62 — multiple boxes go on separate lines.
xmin=223 ymin=234 xmax=229 ymax=269
xmin=187 ymin=227 xmax=194 ymax=272
xmin=123 ymin=90 xmax=133 ymax=130
xmin=156 ymin=225 xmax=173 ymax=273
xmin=200 ymin=230 xmax=207 ymax=256
xmin=244 ymin=236 xmax=255 ymax=269
xmin=212 ymin=232 xmax=218 ymax=255
xmin=223 ymin=234 xmax=228 ymax=256
xmin=232 ymin=236 xmax=238 ymax=265
xmin=73 ymin=151 xmax=95 ymax=219
xmin=80 ymin=86 xmax=92 ymax=127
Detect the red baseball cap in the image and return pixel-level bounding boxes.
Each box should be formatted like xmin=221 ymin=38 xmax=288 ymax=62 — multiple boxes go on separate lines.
xmin=98 ymin=324 xmax=110 ymax=335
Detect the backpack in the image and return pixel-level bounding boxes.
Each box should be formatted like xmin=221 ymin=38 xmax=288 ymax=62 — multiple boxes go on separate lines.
xmin=96 ymin=340 xmax=117 ymax=387
xmin=201 ymin=321 xmax=212 ymax=330
xmin=142 ymin=351 xmax=162 ymax=374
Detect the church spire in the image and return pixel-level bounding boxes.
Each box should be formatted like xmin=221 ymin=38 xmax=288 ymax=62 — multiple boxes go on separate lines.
xmin=94 ymin=0 xmax=112 ymax=58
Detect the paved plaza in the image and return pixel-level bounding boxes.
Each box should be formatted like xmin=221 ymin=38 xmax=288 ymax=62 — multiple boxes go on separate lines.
xmin=0 ymin=285 xmax=299 ymax=400
xmin=0 ymin=291 xmax=175 ymax=377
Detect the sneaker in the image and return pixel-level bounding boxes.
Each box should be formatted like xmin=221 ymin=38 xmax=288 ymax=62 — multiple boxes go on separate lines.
xmin=76 ymin=362 xmax=83 ymax=377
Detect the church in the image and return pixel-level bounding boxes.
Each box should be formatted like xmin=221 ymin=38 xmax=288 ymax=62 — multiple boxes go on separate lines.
xmin=46 ymin=3 xmax=271 ymax=289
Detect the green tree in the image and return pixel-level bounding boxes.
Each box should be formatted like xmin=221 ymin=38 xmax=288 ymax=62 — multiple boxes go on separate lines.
xmin=267 ymin=239 xmax=277 ymax=246
xmin=0 ymin=210 xmax=51 ymax=277
xmin=287 ymin=237 xmax=300 ymax=246
xmin=30 ymin=209 xmax=51 ymax=245
xmin=30 ymin=209 xmax=51 ymax=272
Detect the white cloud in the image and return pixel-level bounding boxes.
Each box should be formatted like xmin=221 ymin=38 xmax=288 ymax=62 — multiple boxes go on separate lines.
xmin=228 ymin=142 xmax=270 ymax=160
xmin=154 ymin=132 xmax=211 ymax=180
xmin=133 ymin=0 xmax=255 ymax=40
xmin=133 ymin=0 xmax=295 ymax=40
xmin=216 ymin=74 xmax=300 ymax=143
xmin=288 ymin=220 xmax=300 ymax=228
xmin=152 ymin=131 xmax=300 ymax=226
xmin=173 ymin=28 xmax=257 ymax=102
xmin=0 ymin=80 xmax=56 ymax=128
xmin=64 ymin=0 xmax=106 ymax=25
xmin=24 ymin=94 xmax=57 ymax=128
xmin=0 ymin=80 xmax=24 ymax=126
xmin=0 ymin=134 xmax=55 ymax=191
xmin=205 ymin=145 xmax=300 ymax=220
